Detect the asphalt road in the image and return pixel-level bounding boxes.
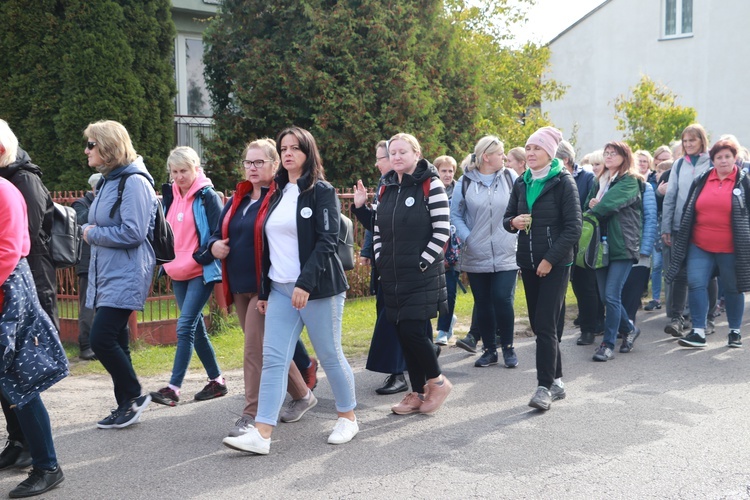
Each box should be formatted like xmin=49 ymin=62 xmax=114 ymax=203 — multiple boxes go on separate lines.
xmin=1 ymin=303 xmax=749 ymax=499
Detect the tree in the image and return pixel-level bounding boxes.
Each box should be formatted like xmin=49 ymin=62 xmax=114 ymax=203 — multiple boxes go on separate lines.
xmin=203 ymin=0 xmax=563 ymax=190
xmin=613 ymin=75 xmax=697 ymax=152
xmin=0 ymin=0 xmax=175 ymax=190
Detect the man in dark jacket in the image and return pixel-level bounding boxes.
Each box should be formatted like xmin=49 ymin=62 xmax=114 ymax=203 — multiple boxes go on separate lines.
xmin=72 ymin=173 xmax=101 ymax=360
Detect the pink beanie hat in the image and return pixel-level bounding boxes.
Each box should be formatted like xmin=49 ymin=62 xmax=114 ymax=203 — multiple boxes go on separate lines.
xmin=526 ymin=126 xmax=564 ymax=160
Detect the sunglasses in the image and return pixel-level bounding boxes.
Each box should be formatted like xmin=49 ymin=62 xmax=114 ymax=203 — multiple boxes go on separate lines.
xmin=86 ymin=141 xmax=97 ymax=150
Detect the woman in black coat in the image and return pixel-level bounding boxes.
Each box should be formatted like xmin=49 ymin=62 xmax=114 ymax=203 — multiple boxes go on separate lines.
xmin=373 ymin=133 xmax=452 ymax=416
xmin=503 ymin=126 xmax=581 ymax=412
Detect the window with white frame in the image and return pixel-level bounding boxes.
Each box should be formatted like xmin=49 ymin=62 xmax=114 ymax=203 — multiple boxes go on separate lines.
xmin=174 ymin=34 xmax=211 ymax=116
xmin=664 ymin=0 xmax=693 ymax=37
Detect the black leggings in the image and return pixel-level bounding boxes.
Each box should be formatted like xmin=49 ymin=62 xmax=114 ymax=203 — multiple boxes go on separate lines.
xmin=90 ymin=307 xmax=141 ymax=406
xmin=395 ymin=319 xmax=441 ymax=394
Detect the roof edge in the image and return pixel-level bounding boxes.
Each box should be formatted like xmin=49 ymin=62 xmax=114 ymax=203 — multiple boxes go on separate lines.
xmin=547 ymin=0 xmax=614 ymax=46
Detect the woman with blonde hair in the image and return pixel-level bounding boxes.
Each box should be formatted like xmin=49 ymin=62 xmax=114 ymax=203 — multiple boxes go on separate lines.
xmin=661 ymin=123 xmax=711 ymax=336
xmin=506 ymin=147 xmax=527 ymax=177
xmin=82 ymin=120 xmax=157 ymax=429
xmin=209 ymin=139 xmax=313 ymax=437
xmin=373 ymin=133 xmax=452 ymax=415
xmin=149 ymin=147 xmax=226 ymax=406
xmin=585 ymin=141 xmax=643 ymax=361
xmin=451 ymin=136 xmax=518 ymax=368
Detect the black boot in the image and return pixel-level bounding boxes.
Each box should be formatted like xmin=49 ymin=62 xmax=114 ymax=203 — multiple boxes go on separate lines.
xmin=9 ymin=466 xmax=64 ymax=498
xmin=375 ymin=374 xmax=408 ymax=395
xmin=577 ymin=331 xmax=595 ymax=346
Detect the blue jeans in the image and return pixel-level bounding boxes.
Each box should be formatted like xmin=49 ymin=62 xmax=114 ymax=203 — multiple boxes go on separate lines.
xmin=651 ymin=248 xmax=663 ymax=301
xmin=437 ymin=268 xmax=459 ymax=332
xmin=7 ymin=393 xmax=57 ymax=470
xmin=256 ymin=282 xmax=356 ymax=426
xmin=171 ymin=277 xmax=221 ymax=387
xmin=596 ymin=260 xmax=634 ymax=348
xmin=466 ymin=270 xmax=517 ymax=350
xmin=686 ymin=244 xmax=744 ymax=330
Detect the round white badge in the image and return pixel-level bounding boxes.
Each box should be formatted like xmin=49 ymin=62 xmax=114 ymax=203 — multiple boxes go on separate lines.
xmin=177 ymin=212 xmax=184 ymax=222
xmin=300 ymin=207 xmax=313 ymax=218
xmin=733 ymin=188 xmax=741 ymax=196
xmin=405 ymin=197 xmax=415 ymax=207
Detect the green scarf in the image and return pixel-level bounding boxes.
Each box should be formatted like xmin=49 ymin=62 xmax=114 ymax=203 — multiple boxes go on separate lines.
xmin=523 ymin=158 xmax=563 ymax=210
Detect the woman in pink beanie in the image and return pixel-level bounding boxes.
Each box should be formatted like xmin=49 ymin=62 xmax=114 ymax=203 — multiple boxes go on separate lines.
xmin=502 ymin=126 xmax=581 ymax=411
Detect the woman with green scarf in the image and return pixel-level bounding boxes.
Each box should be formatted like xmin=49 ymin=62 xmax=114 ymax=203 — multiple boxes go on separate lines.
xmin=503 ymin=126 xmax=581 ymax=411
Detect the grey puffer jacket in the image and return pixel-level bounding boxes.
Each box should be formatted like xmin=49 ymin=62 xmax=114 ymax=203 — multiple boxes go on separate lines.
xmin=662 ymin=154 xmax=711 ymax=234
xmin=451 ymin=168 xmax=518 ymax=273
xmin=83 ymin=157 xmax=157 ymax=311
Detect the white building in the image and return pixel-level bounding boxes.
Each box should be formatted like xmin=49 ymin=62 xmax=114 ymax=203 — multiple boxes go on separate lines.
xmin=171 ymin=0 xmax=217 ymax=159
xmin=542 ymin=0 xmax=750 ymax=156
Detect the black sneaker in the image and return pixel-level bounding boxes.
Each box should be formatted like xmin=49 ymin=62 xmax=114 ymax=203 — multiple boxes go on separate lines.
xmin=96 ymin=408 xmax=124 ymax=429
xmin=502 ymin=346 xmax=518 ymax=368
xmin=619 ymin=326 xmax=641 ymax=353
xmin=114 ymin=394 xmax=151 ymax=428
xmin=593 ymin=343 xmax=614 ymax=362
xmin=664 ymin=317 xmax=684 ymax=337
xmin=8 ymin=466 xmax=64 ymax=498
xmin=528 ymin=386 xmax=552 ymax=411
xmin=644 ymin=300 xmax=661 ymax=311
xmin=678 ymin=331 xmax=706 ymax=348
xmin=577 ymin=331 xmax=595 ymax=346
xmin=474 ymin=349 xmax=498 ymax=367
xmin=0 ymin=441 xmax=31 ymax=470
xmin=150 ymin=387 xmax=179 ymax=407
xmin=195 ymin=380 xmax=228 ymax=401
xmin=728 ymin=330 xmax=742 ymax=348
xmin=455 ymin=334 xmax=477 ymax=353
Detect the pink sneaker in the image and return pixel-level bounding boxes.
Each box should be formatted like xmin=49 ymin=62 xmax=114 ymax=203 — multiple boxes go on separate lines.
xmin=419 ymin=376 xmax=452 ymax=414
xmin=391 ymin=392 xmax=423 ymax=415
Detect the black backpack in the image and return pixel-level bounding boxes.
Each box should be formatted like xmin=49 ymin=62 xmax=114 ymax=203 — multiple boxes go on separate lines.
xmin=50 ymin=202 xmax=83 ymax=268
xmin=109 ymin=173 xmax=175 ymax=265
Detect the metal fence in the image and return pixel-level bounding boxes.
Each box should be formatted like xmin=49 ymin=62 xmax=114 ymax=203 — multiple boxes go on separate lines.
xmin=52 ymin=189 xmax=375 ymax=343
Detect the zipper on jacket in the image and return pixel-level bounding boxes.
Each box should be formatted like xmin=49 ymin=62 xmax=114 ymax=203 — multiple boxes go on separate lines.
xmin=392 ymin=185 xmax=401 ymax=323
xmin=547 ymin=226 xmax=553 ymax=249
xmin=528 ymin=228 xmax=534 ymax=268
xmin=323 ymin=208 xmax=329 ymax=231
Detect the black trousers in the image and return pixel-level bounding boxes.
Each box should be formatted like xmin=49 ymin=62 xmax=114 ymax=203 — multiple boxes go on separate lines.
xmin=78 ymin=275 xmax=95 ymax=350
xmin=521 ymin=266 xmax=570 ymax=389
xmin=395 ymin=319 xmax=441 ymax=394
xmin=571 ymin=265 xmax=604 ymax=333
xmin=90 ymin=307 xmax=141 ymax=406
xmin=622 ymin=266 xmax=651 ymax=322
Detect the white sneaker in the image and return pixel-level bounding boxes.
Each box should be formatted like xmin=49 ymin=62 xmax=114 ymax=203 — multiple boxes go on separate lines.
xmin=227 ymin=415 xmax=253 ymax=437
xmin=435 ymin=331 xmax=449 ymax=346
xmin=327 ymin=417 xmax=359 ymax=445
xmin=222 ymin=426 xmax=271 ymax=455
xmin=448 ymin=314 xmax=457 ymax=337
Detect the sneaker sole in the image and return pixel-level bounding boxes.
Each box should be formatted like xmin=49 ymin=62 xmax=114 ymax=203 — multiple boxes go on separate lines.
xmin=504 ymin=361 xmax=518 ymax=368
xmin=195 ymin=389 xmax=228 ymax=401
xmin=727 ymin=342 xmax=743 ymax=348
xmin=455 ymin=341 xmax=477 ymax=354
xmin=434 ymin=340 xmax=448 ymax=346
xmin=222 ymin=438 xmax=269 ymax=455
xmin=550 ymin=391 xmax=566 ymax=402
xmin=592 ymin=355 xmax=612 ymax=362
xmin=280 ymin=396 xmax=318 ymax=423
xmin=528 ymin=399 xmax=551 ymax=411
xmin=113 ymin=395 xmax=152 ymax=429
xmin=150 ymin=392 xmax=178 ymax=407
xmin=96 ymin=421 xmax=118 ymax=430
xmin=677 ymin=339 xmax=706 ymax=348
xmin=474 ymin=360 xmax=498 ymax=368
xmin=664 ymin=325 xmax=682 ymax=337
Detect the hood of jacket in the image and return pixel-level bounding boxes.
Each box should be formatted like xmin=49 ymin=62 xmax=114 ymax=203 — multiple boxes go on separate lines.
xmin=0 ymin=149 xmax=43 ymax=180
xmin=382 ymin=158 xmax=437 ymax=187
xmin=170 ymin=170 xmax=213 ymax=202
xmin=105 ymin=156 xmax=154 ymax=185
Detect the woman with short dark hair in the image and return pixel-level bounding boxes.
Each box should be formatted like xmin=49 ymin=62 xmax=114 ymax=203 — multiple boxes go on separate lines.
xmin=667 ymin=139 xmax=750 ymax=348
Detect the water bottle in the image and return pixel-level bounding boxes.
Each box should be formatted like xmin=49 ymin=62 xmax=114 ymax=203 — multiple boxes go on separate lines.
xmin=601 ymin=236 xmax=609 ymax=257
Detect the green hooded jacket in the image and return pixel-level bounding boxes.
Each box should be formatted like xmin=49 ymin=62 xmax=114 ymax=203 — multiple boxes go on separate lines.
xmin=585 ymin=173 xmax=642 ymax=262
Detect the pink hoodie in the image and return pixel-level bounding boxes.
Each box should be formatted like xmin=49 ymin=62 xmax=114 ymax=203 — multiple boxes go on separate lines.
xmin=163 ymin=171 xmax=213 ymax=282
xmin=0 ymin=178 xmax=31 ymax=309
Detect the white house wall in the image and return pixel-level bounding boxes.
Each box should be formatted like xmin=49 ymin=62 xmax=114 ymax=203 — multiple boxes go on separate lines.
xmin=542 ymin=0 xmax=750 ymax=156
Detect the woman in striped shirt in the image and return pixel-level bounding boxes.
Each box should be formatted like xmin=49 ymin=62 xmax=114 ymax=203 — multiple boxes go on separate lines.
xmin=373 ymin=133 xmax=452 ymax=415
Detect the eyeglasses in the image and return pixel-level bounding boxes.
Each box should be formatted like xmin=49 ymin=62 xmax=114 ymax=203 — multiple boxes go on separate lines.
xmin=242 ymin=159 xmax=272 ymax=169
xmin=603 ymin=151 xmax=619 ymax=158
xmin=481 ymin=138 xmax=500 ymax=158
xmin=86 ymin=141 xmax=97 ymax=150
